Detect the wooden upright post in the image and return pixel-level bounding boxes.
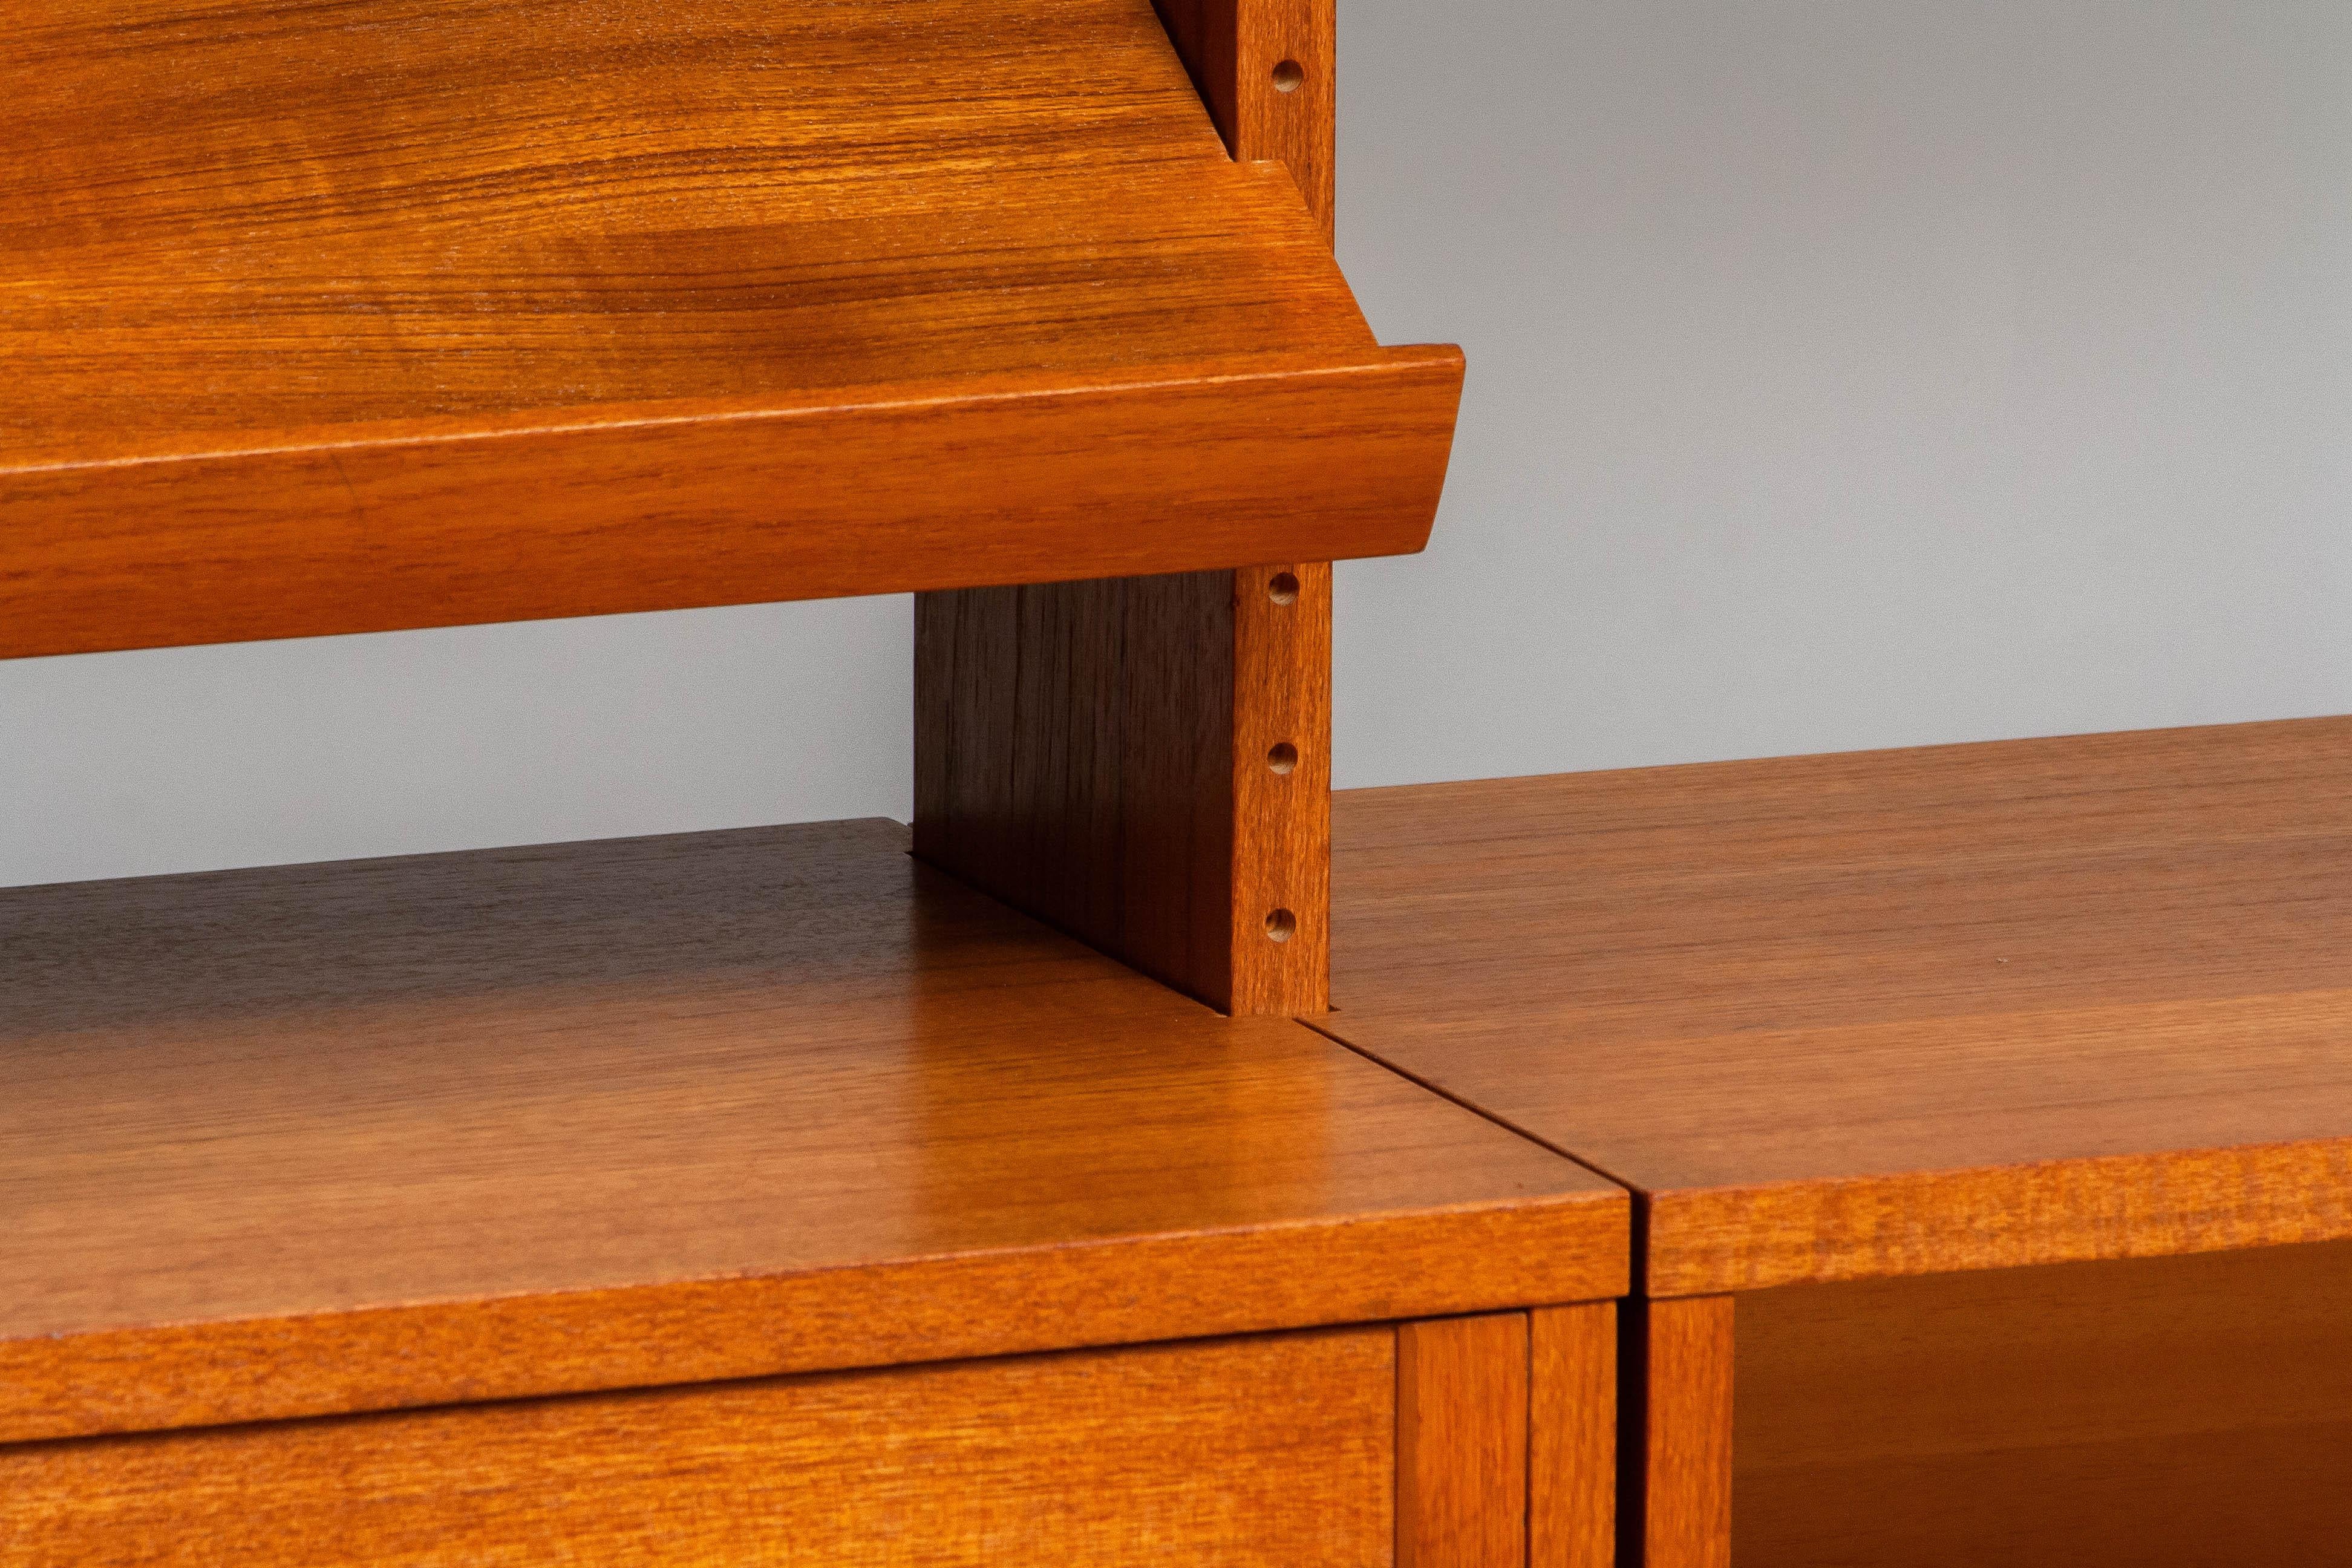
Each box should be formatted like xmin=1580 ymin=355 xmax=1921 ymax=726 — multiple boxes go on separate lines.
xmin=1622 ymin=1296 xmax=1735 ymax=1568
xmin=1152 ymin=0 xmax=1336 ymax=242
xmin=913 ymin=0 xmax=1340 ymax=1016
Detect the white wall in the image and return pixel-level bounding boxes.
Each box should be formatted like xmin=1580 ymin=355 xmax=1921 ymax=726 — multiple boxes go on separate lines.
xmin=0 ymin=601 xmax=910 ymax=887
xmin=6 ymin=0 xmax=2348 ymax=887
xmin=1333 ymin=0 xmax=2352 ymax=784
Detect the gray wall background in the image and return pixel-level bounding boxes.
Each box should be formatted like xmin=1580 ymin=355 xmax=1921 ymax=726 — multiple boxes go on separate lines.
xmin=5 ymin=0 xmax=2348 ymax=889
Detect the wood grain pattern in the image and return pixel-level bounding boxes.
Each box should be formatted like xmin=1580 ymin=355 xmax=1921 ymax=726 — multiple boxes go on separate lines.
xmin=914 ymin=0 xmax=1354 ymax=1015
xmin=1530 ymin=1302 xmax=1616 ymax=1568
xmin=0 ymin=818 xmax=1626 ymax=1445
xmin=1154 ymin=0 xmax=1336 ymax=236
xmin=916 ymin=570 xmax=1234 ymax=1007
xmin=1 ymin=1327 xmax=1396 ymax=1567
xmin=1736 ymin=1240 xmax=2352 ymax=1567
xmin=1324 ymin=717 xmax=2352 ymax=1294
xmin=1229 ymin=560 xmax=1334 ymax=1011
xmin=915 ymin=562 xmax=1332 ymax=1014
xmin=4 ymin=350 xmax=1459 ymax=661
xmin=1396 ymin=1313 xmax=1529 ymax=1568
xmin=0 ymin=0 xmax=1460 ymax=656
xmin=1622 ymin=1297 xmax=1733 ymax=1568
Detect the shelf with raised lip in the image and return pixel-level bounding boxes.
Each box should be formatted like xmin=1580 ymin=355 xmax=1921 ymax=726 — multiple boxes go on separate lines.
xmin=0 ymin=0 xmax=1461 ymax=658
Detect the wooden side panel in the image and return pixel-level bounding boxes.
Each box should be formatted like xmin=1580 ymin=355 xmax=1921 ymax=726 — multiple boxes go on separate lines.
xmin=914 ymin=570 xmax=1238 ymax=1007
xmin=920 ymin=0 xmax=1359 ymax=1014
xmin=1154 ymin=0 xmax=1335 ymax=236
xmin=1235 ymin=0 xmax=1336 ymax=240
xmin=1397 ymin=1312 xmax=1530 ymax=1568
xmin=912 ymin=544 xmax=1336 ymax=1014
xmin=1153 ymin=0 xmax=1235 ymax=142
xmin=0 ymin=1328 xmax=1397 ymax=1568
xmin=1532 ymin=1302 xmax=1616 ymax=1568
xmin=1736 ymin=1240 xmax=2352 ymax=1568
xmin=1622 ymin=1296 xmax=1733 ymax=1568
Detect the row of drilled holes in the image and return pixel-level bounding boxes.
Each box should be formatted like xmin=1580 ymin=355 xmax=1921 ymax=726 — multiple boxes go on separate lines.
xmin=1261 ymin=51 xmax=1308 ymax=937
xmin=1264 ymin=571 xmax=1301 ymax=942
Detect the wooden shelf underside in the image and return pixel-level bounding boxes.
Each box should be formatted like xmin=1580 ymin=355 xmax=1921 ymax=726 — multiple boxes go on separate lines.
xmin=0 ymin=819 xmax=1624 ymax=1446
xmin=1323 ymin=716 xmax=2352 ymax=1296
xmin=1733 ymin=1240 xmax=2352 ymax=1568
xmin=0 ymin=0 xmax=1461 ymax=658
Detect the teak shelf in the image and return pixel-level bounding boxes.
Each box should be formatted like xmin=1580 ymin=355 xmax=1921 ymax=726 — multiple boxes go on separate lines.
xmin=0 ymin=0 xmax=1461 ymax=660
xmin=3 ymin=0 xmax=1429 ymax=1021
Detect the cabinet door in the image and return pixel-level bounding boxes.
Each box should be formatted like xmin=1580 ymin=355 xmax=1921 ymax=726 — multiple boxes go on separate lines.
xmin=5 ymin=1328 xmax=1393 ymax=1567
xmin=5 ymin=1307 xmax=1620 ymax=1566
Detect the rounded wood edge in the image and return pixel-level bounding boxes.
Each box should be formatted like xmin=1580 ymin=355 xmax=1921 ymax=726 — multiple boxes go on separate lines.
xmin=0 ymin=347 xmax=1465 ymax=661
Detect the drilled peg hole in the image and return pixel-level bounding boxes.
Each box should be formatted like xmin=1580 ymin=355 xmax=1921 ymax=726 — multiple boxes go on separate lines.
xmin=1272 ymin=59 xmax=1305 ymax=93
xmin=1264 ymin=908 xmax=1298 ymax=943
xmin=1267 ymin=571 xmax=1301 ymax=604
xmin=1267 ymin=742 xmax=1299 ymax=775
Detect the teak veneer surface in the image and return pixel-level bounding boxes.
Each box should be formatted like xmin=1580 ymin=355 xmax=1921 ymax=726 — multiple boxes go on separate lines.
xmin=1394 ymin=1313 xmax=1528 ymax=1568
xmin=0 ymin=0 xmax=1461 ymax=656
xmin=4 ymin=1327 xmax=1397 ymax=1568
xmin=1528 ymin=1303 xmax=1616 ymax=1568
xmin=0 ymin=819 xmax=1625 ymax=1445
xmin=916 ymin=561 xmax=1335 ymax=1016
xmin=916 ymin=1 xmax=1348 ymax=1018
xmin=1324 ymin=717 xmax=2352 ymax=1296
xmin=1622 ymin=1298 xmax=1734 ymax=1568
xmin=1154 ymin=0 xmax=1337 ymax=238
xmin=1736 ymin=1241 xmax=2352 ymax=1567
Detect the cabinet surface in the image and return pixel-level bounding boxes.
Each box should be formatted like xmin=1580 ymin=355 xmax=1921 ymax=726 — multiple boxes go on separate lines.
xmin=1 ymin=814 xmax=1626 ymax=1557
xmin=5 ymin=1328 xmax=1399 ymax=1567
xmin=0 ymin=817 xmax=1625 ymax=1444
xmin=1326 ymin=716 xmax=2352 ymax=1296
xmin=1320 ymin=716 xmax=2352 ymax=1566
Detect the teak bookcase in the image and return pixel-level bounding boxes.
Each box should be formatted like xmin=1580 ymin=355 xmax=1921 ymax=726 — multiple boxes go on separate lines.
xmin=2 ymin=2 xmax=1628 ymax=1565
xmin=9 ymin=4 xmax=2350 ymax=1566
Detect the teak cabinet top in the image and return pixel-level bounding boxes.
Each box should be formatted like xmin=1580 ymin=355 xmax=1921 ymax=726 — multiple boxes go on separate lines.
xmin=0 ymin=0 xmax=1462 ymax=658
xmin=0 ymin=819 xmax=1626 ymax=1446
xmin=1324 ymin=716 xmax=2352 ymax=1297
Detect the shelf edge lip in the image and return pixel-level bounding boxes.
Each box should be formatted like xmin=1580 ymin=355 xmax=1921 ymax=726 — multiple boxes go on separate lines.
xmin=0 ymin=343 xmax=1466 ymax=661
xmin=2 ymin=347 xmax=1462 ymax=479
xmin=0 ymin=1184 xmax=1619 ymax=1448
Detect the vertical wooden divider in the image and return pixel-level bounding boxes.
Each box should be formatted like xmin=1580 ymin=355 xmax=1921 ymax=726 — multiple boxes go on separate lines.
xmin=1621 ymin=1296 xmax=1734 ymax=1568
xmin=1155 ymin=0 xmax=1336 ymax=240
xmin=913 ymin=568 xmax=1328 ymax=1014
xmin=1532 ymin=1302 xmax=1618 ymax=1568
xmin=1397 ymin=1313 xmax=1530 ymax=1568
xmin=1229 ymin=560 xmax=1332 ymax=1010
xmin=913 ymin=0 xmax=1339 ymax=1016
